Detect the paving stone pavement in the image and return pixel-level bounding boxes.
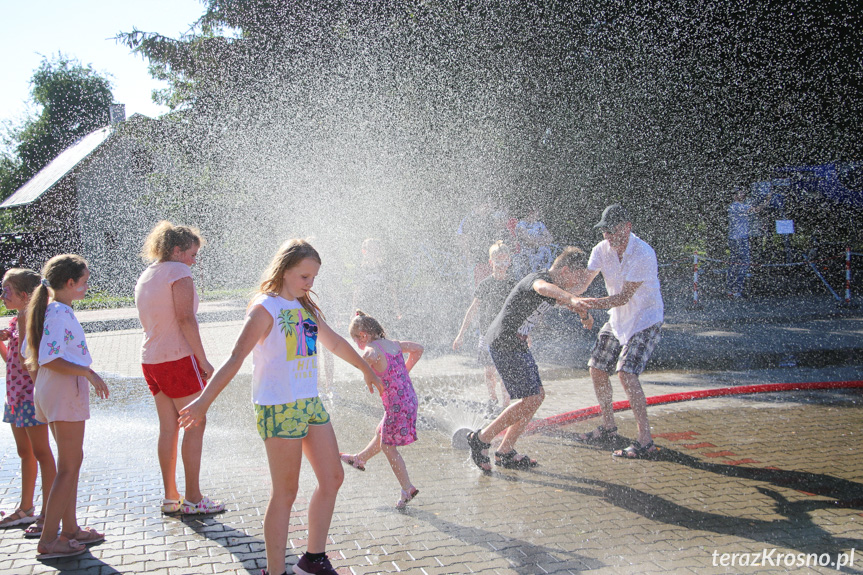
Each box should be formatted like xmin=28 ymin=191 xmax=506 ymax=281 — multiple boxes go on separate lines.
xmin=0 ymin=295 xmax=861 ymax=574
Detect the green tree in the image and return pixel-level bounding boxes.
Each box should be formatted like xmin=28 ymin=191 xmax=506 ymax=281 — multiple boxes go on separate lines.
xmin=119 ymin=1 xmax=863 ymax=256
xmin=0 ymin=54 xmax=114 ymax=201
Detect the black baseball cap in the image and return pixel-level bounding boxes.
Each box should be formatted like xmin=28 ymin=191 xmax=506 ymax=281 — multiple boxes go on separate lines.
xmin=594 ymin=204 xmax=630 ymax=230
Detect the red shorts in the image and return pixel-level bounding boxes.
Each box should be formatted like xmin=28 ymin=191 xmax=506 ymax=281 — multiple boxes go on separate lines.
xmin=142 ymin=356 xmax=206 ymax=399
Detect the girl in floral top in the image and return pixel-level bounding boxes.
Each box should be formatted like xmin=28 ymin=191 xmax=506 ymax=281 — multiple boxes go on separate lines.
xmin=24 ymin=254 xmax=109 ymax=559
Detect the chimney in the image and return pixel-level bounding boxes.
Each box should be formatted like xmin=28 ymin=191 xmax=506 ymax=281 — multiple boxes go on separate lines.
xmin=109 ymin=104 xmax=126 ymax=124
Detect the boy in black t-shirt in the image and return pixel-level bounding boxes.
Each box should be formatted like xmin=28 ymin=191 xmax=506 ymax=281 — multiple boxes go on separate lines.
xmin=467 ymin=247 xmax=593 ymax=471
xmin=453 ymin=242 xmax=517 ymax=409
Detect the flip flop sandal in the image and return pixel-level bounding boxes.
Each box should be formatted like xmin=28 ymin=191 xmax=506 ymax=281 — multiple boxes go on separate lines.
xmin=574 ymin=426 xmax=619 ymax=445
xmin=0 ymin=506 xmax=36 ymax=528
xmin=613 ymin=440 xmax=660 ymax=459
xmin=23 ymin=516 xmax=44 ymax=538
xmin=494 ymin=450 xmax=539 ymax=469
xmin=36 ymin=535 xmax=86 ymax=560
xmin=61 ymin=526 xmax=105 ymax=545
xmin=339 ymin=453 xmax=366 ymax=471
xmin=467 ymin=430 xmax=492 ymax=472
xmin=395 ymin=487 xmax=419 ymax=510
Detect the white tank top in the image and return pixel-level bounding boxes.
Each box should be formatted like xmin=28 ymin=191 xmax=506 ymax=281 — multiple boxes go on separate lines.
xmin=250 ymin=294 xmax=319 ymax=405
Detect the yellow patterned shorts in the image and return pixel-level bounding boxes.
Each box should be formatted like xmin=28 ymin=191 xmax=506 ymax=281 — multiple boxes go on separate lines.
xmin=255 ymin=397 xmax=331 ymax=440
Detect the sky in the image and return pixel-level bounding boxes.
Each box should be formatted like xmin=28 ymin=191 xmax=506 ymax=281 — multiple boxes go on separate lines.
xmin=1 ymin=0 xmax=206 ymax=124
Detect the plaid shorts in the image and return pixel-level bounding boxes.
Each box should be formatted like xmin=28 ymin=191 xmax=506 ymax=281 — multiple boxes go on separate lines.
xmin=588 ymin=322 xmax=662 ymax=375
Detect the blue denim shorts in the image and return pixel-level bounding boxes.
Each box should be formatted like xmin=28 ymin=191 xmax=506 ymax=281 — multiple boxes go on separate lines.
xmin=489 ymin=346 xmax=543 ymax=399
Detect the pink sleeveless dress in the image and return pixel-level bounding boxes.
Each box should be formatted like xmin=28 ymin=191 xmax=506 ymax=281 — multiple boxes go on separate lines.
xmin=370 ymin=341 xmax=418 ymax=446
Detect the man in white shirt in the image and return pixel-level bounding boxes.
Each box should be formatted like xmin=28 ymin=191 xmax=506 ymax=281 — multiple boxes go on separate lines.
xmin=571 ymin=204 xmax=663 ymax=459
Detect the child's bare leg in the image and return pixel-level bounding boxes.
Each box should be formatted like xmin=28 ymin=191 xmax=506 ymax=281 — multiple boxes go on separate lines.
xmin=263 ymin=436 xmax=303 ymax=575
xmin=484 ymin=366 xmax=499 ymax=403
xmin=172 ymin=393 xmax=205 ymax=503
xmin=496 ymin=389 xmax=544 ymax=453
xmin=25 ymin=424 xmax=55 ymax=517
xmin=41 ymin=421 xmax=84 ymax=545
xmin=302 ymin=423 xmax=343 ymax=554
xmin=381 ymin=444 xmax=413 ymax=492
xmin=10 ymin=425 xmax=37 ymax=510
xmin=619 ymin=371 xmax=652 ymax=446
xmin=355 ymin=429 xmax=383 ymax=463
xmin=153 ymin=392 xmax=181 ymax=501
xmin=477 ymin=389 xmax=544 ymax=448
xmin=589 ymin=367 xmax=616 ymax=430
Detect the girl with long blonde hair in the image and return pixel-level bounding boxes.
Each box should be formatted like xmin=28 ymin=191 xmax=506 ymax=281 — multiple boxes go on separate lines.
xmin=179 ymin=238 xmax=382 ymax=575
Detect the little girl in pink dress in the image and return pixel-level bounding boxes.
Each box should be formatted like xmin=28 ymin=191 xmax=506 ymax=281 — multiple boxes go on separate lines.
xmin=343 ymin=310 xmax=423 ymax=509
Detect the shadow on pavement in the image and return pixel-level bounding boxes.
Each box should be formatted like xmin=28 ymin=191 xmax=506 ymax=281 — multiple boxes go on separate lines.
xmin=41 ymin=548 xmax=116 ymax=575
xmin=654 ymin=447 xmax=863 ymax=508
xmin=169 ymin=514 xmax=265 ymax=575
xmin=498 ymin=467 xmax=863 ymax=573
xmin=403 ymin=507 xmax=605 ymax=574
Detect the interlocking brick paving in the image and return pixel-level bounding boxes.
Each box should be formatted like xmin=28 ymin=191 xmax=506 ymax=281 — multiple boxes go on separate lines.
xmin=2 ymin=392 xmax=861 ymax=574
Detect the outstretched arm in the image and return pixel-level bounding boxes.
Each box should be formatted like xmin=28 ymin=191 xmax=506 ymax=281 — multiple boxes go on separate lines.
xmin=535 ymin=278 xmax=594 ymax=327
xmin=569 ymin=269 xmax=600 ymax=296
xmin=178 ymin=305 xmax=272 ymax=428
xmin=453 ymin=298 xmax=480 ymax=350
xmin=396 ymin=340 xmax=424 ymax=372
xmin=579 ymin=280 xmax=643 ymax=310
xmin=317 ymin=318 xmax=383 ymax=394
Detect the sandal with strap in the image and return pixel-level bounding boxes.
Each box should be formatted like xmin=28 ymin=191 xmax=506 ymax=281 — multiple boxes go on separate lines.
xmin=36 ymin=535 xmax=86 ymax=560
xmin=61 ymin=526 xmax=105 ymax=545
xmin=395 ymin=486 xmax=419 ymax=510
xmin=574 ymin=426 xmax=619 ymax=445
xmin=613 ymin=440 xmax=660 ymax=460
xmin=0 ymin=506 xmax=36 ymax=528
xmin=494 ymin=450 xmax=539 ymax=469
xmin=339 ymin=453 xmax=366 ymax=471
xmin=24 ymin=516 xmax=44 ymax=538
xmin=467 ymin=429 xmax=492 ymax=472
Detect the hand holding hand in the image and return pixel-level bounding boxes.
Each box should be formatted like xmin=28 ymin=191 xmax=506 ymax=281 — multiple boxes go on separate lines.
xmin=0 ymin=329 xmax=10 ymax=342
xmin=568 ymin=297 xmax=593 ymax=315
xmin=178 ymin=398 xmax=207 ymax=429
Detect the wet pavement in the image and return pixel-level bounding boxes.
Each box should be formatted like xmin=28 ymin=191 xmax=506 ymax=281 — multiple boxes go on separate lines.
xmin=0 ymin=293 xmax=861 ymax=574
